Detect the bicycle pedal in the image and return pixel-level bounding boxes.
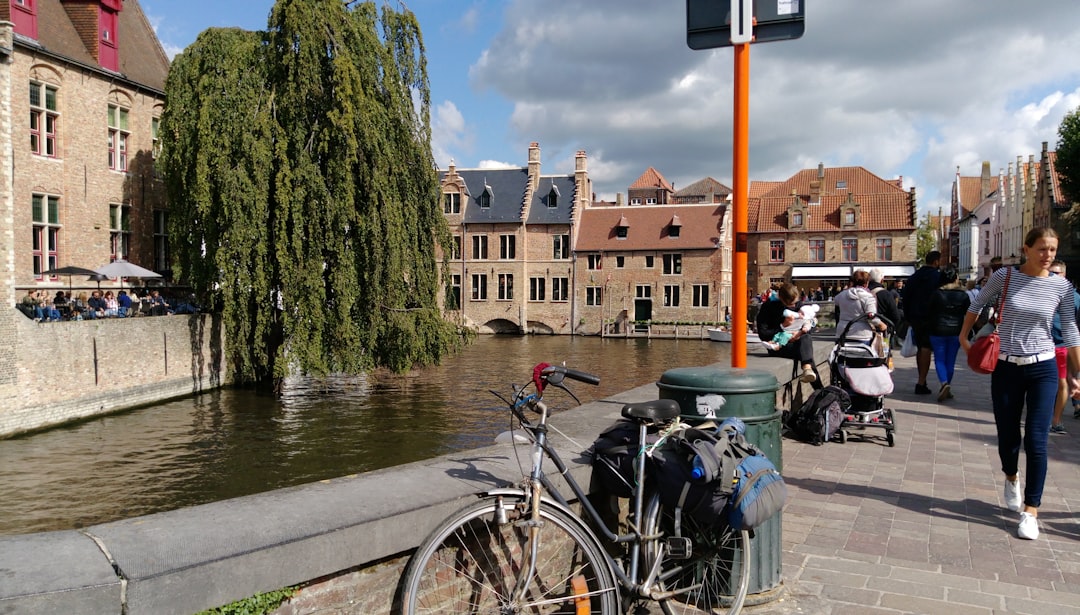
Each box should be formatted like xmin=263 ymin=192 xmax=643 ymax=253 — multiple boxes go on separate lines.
xmin=665 ymin=537 xmax=692 ymax=559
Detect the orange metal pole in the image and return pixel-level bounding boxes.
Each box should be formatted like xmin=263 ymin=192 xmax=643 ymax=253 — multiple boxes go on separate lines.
xmin=731 ymin=42 xmax=750 ymax=368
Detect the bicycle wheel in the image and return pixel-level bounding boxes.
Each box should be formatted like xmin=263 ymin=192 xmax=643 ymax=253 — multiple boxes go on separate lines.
xmin=642 ymin=492 xmax=750 ymax=615
xmin=402 ymin=495 xmax=619 ymax=614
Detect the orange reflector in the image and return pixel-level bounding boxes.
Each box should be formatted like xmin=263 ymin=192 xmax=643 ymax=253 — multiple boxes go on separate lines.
xmin=572 ymin=575 xmax=590 ymax=615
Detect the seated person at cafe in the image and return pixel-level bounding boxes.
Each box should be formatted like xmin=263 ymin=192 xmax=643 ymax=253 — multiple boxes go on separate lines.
xmin=149 ymin=290 xmax=172 ymax=316
xmin=72 ymin=292 xmax=95 ymax=319
xmin=87 ymin=290 xmax=107 ymax=318
xmin=117 ymin=290 xmax=133 ymax=317
xmin=52 ymin=291 xmax=70 ymax=319
xmin=103 ymin=291 xmax=119 ymax=317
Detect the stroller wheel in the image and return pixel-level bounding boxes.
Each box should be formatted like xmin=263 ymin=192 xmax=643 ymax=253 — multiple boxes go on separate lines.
xmin=838 ymin=429 xmax=847 ymax=444
xmin=887 ymin=430 xmax=895 ymax=447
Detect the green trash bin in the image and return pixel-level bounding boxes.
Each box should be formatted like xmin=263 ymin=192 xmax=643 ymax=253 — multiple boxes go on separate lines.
xmin=656 ymin=365 xmax=784 ymax=604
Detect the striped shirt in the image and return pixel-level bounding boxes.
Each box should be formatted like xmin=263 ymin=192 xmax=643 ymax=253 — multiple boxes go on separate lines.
xmin=968 ymin=266 xmax=1080 ymax=356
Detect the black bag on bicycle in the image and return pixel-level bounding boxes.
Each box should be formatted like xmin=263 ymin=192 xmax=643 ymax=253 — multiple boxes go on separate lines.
xmin=586 ymin=419 xmax=658 ymax=498
xmin=650 ymin=424 xmax=786 ymax=530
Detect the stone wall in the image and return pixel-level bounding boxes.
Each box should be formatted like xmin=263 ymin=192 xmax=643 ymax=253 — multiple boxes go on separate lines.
xmin=0 ymin=312 xmax=227 ymax=438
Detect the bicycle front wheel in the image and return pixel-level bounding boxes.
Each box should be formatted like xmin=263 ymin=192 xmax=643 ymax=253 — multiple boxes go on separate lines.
xmin=643 ymin=492 xmax=750 ymax=615
xmin=401 ymin=495 xmax=619 ymax=614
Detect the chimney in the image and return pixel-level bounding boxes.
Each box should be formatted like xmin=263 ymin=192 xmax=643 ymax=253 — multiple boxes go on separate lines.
xmin=528 ymin=142 xmax=541 ymax=193
xmin=810 ymin=162 xmax=824 ymax=201
xmin=574 ymin=150 xmax=589 ymax=211
xmin=980 ymin=161 xmax=991 ymax=200
xmin=616 ymin=192 xmax=624 ymax=206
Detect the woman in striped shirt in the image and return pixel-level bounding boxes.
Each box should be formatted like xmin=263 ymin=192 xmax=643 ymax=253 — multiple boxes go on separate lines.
xmin=960 ymin=227 xmax=1080 ymax=540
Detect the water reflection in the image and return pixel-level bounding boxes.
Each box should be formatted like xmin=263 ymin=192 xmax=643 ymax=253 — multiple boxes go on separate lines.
xmin=0 ymin=336 xmax=729 ymax=535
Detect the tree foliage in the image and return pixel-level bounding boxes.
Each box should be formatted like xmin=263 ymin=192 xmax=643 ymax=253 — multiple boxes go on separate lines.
xmin=915 ymin=212 xmax=937 ymax=263
xmin=160 ymin=0 xmax=460 ymax=387
xmin=1058 ymin=106 xmax=1080 ymax=207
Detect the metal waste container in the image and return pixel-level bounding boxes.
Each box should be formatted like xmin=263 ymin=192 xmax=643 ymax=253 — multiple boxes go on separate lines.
xmin=657 ymin=365 xmax=783 ymax=604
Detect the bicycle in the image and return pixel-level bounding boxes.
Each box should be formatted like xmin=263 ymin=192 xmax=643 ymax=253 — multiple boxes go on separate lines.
xmin=400 ymin=362 xmax=751 ymax=614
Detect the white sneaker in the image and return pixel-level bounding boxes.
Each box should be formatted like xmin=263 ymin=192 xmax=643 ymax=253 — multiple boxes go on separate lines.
xmin=1018 ymin=512 xmax=1039 ymax=540
xmin=1004 ymin=478 xmax=1022 ymax=512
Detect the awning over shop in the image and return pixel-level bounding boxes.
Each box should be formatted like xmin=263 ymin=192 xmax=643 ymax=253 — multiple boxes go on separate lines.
xmin=791 ymin=265 xmax=852 ymax=278
xmin=871 ymin=265 xmax=916 ymax=278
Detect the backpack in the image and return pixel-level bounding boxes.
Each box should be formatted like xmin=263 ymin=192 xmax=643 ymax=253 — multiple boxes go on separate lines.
xmin=586 ymin=419 xmax=658 ymax=498
xmin=785 ymin=385 xmax=849 ymax=445
xmin=649 ymin=420 xmax=787 ymax=530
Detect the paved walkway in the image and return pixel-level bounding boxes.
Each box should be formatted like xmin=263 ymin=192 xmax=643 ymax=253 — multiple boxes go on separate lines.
xmin=761 ymin=350 xmax=1080 ymax=614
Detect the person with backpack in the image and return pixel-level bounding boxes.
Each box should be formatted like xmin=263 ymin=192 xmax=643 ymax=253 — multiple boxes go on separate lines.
xmin=1048 ymin=260 xmax=1080 ymax=434
xmin=834 ymin=269 xmax=888 ymax=344
xmin=902 ymin=251 xmax=941 ymax=394
xmin=959 ymin=228 xmax=1080 ymax=540
xmin=869 ymin=268 xmax=902 ymax=330
xmin=925 ymin=265 xmax=970 ymax=402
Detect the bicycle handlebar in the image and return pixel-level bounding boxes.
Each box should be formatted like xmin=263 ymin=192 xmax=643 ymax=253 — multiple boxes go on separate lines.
xmin=542 ymin=364 xmax=600 ymax=386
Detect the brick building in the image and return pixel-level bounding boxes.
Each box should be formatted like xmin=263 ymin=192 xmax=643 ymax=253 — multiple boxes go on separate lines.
xmin=574 ymin=167 xmax=732 ymax=333
xmin=2 ymin=0 xmax=170 ymax=298
xmin=748 ymin=164 xmax=917 ymax=295
xmin=438 ymin=143 xmax=592 ymax=334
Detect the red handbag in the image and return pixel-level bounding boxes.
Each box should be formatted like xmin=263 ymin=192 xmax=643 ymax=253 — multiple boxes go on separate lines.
xmin=967 ymin=268 xmax=1010 ymax=375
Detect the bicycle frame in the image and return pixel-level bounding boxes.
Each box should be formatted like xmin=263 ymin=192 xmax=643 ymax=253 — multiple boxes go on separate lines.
xmin=501 ymin=392 xmax=671 ymax=600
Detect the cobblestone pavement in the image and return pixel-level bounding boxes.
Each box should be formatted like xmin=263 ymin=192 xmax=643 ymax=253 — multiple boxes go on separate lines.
xmin=750 ymin=349 xmax=1080 ymax=614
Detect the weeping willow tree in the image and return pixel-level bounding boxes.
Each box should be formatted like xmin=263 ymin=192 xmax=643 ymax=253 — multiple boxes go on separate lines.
xmin=160 ymin=0 xmax=461 ymax=388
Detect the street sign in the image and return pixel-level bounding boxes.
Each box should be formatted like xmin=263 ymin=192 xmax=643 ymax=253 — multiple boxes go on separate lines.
xmin=687 ymin=0 xmax=805 ymax=50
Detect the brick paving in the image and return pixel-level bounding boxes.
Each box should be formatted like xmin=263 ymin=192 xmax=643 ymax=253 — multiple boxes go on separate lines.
xmin=757 ymin=351 xmax=1080 ymax=614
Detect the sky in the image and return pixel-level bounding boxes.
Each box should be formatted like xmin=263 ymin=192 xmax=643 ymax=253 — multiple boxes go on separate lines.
xmin=140 ymin=0 xmax=1080 ymax=216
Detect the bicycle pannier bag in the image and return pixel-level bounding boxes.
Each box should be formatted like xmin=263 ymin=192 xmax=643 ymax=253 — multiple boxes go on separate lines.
xmin=727 ymin=454 xmax=787 ymax=531
xmin=587 ymin=419 xmax=657 ymax=498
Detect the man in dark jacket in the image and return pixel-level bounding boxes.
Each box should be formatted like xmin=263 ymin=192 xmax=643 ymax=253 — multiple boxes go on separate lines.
xmin=869 ymin=268 xmax=902 ymax=329
xmin=901 ymin=251 xmax=941 ymax=394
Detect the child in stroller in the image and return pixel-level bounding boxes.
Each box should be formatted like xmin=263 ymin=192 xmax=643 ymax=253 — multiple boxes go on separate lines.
xmin=830 ymin=313 xmax=898 ymax=447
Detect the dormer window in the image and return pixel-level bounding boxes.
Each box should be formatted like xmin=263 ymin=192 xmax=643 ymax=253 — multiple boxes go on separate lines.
xmin=844 ymin=209 xmax=856 ymax=225
xmin=12 ymin=0 xmax=38 ymax=39
xmin=669 ymin=214 xmax=682 ymax=238
xmin=616 ymin=215 xmax=629 ymax=239
xmin=98 ymin=1 xmax=121 ymax=72
xmin=841 ymin=194 xmax=860 ymax=228
xmin=547 ymin=185 xmax=559 ymax=208
xmin=479 ymin=185 xmax=493 ymax=208
xmin=791 ymin=210 xmax=803 ymax=228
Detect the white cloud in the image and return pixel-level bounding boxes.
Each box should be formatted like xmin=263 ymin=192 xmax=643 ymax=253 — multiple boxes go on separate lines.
xmin=432 ymin=100 xmax=470 ymax=168
xmin=464 ymin=0 xmax=1080 ymax=214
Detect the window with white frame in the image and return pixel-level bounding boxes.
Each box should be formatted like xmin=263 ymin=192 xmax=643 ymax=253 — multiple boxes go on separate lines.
xmin=153 ymin=210 xmax=169 ymax=272
xmin=30 ymin=81 xmax=58 ymax=157
xmin=842 ymin=237 xmax=858 ymax=262
xmin=791 ymin=210 xmax=803 ymax=227
xmin=530 ymin=277 xmax=545 ymax=301
xmin=553 ymin=234 xmax=570 ymax=259
xmin=471 ymin=273 xmax=487 ymax=300
xmin=692 ymin=284 xmax=709 ymax=307
xmin=664 ymin=284 xmax=680 ymax=307
xmin=32 ymin=194 xmax=60 ymax=278
xmin=498 ymin=273 xmax=513 ymax=300
xmin=110 ymin=203 xmax=130 ymax=262
xmin=646 ymin=197 xmax=657 ymax=204
xmin=631 ymin=197 xmax=642 ymax=205
xmin=876 ymin=237 xmax=893 ymax=261
xmin=844 ymin=209 xmax=856 ymax=225
xmin=472 ymin=235 xmax=488 ymax=259
xmin=808 ymin=238 xmax=825 ymax=262
xmin=447 ymin=274 xmax=461 ymax=309
xmin=662 ymin=253 xmax=682 ymax=275
xmin=151 ymin=117 xmax=161 ymax=158
xmin=769 ymin=239 xmax=785 ymax=263
xmin=107 ymin=104 xmax=129 ymax=171
xmin=443 ymin=192 xmax=460 ymax=214
xmin=587 ymin=254 xmax=602 ymax=270
xmin=586 ymin=286 xmax=602 ymax=306
xmin=552 ymin=277 xmax=569 ymax=302
xmin=500 ymin=235 xmax=516 ymax=259
xmin=636 ymin=285 xmax=651 ymax=299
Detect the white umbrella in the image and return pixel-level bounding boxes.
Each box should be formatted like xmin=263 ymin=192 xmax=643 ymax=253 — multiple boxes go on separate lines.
xmin=95 ymin=260 xmax=162 ymax=290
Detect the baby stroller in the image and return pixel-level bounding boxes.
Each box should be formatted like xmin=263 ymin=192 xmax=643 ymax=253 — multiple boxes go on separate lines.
xmin=829 ymin=313 xmax=897 ymax=447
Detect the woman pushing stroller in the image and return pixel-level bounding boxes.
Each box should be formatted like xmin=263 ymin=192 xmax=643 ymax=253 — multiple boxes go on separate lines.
xmin=959 ymin=227 xmax=1080 ymax=540
xmin=834 ymin=269 xmax=889 ymax=344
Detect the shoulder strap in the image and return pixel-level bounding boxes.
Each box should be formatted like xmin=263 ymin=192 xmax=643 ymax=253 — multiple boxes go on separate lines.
xmin=995 ymin=267 xmax=1011 ymax=324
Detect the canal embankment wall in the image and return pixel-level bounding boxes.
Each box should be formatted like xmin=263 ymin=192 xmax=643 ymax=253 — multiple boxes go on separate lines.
xmin=0 ymin=345 xmax=830 ymax=615
xmin=0 ymin=312 xmax=229 ymax=439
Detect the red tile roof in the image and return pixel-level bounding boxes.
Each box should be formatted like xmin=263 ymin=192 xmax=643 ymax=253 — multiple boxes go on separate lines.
xmin=749 ymin=166 xmax=914 ymax=233
xmin=957 ymin=175 xmax=999 ymax=218
xmin=577 ymin=204 xmax=724 ymax=251
xmin=675 ymin=177 xmax=731 ymax=201
xmin=629 ymin=167 xmax=674 ymax=191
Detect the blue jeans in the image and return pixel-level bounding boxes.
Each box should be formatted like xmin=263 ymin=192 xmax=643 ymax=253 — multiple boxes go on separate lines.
xmin=929 ymin=335 xmax=960 ymax=385
xmin=991 ymin=358 xmax=1058 ymax=508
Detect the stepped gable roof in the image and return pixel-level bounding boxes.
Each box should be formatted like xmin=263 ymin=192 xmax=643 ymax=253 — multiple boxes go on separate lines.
xmin=576 ymin=204 xmax=724 ymax=251
xmin=453 ymin=168 xmax=530 ymax=223
xmin=675 ymin=177 xmax=732 ymax=200
xmin=629 ymin=167 xmax=674 ymax=192
xmin=751 ymin=166 xmax=914 ymax=233
xmin=1049 ymin=150 xmax=1071 ymax=206
xmin=956 ymin=174 xmax=1000 ymax=218
xmin=527 ymin=175 xmax=577 ymax=225
xmin=28 ymin=0 xmax=170 ymax=92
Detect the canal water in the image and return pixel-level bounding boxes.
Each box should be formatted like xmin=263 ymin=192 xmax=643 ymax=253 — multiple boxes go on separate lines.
xmin=0 ymin=335 xmax=731 ymax=536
